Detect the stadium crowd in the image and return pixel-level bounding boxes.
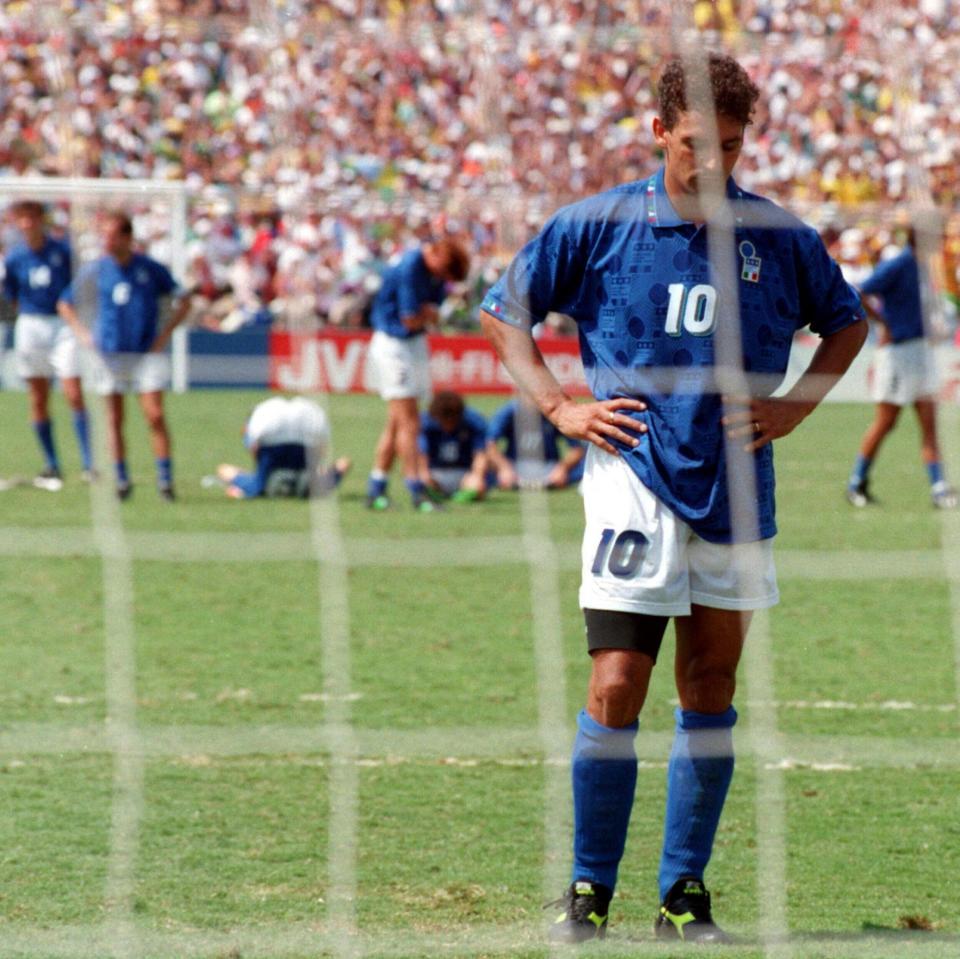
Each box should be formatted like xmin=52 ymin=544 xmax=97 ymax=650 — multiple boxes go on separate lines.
xmin=1 ymin=0 xmax=959 ymax=329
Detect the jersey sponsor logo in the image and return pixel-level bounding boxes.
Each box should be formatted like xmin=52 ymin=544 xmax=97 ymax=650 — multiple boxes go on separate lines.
xmin=112 ymin=282 xmax=131 ymax=305
xmin=28 ymin=264 xmax=52 ymax=288
xmin=739 ymin=240 xmax=761 ymax=283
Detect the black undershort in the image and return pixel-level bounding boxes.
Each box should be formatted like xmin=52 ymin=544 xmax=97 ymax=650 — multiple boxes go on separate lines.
xmin=583 ymin=608 xmax=669 ymax=662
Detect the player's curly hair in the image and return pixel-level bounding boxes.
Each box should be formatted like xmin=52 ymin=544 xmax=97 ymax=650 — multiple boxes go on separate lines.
xmin=657 ymin=53 xmax=759 ymax=131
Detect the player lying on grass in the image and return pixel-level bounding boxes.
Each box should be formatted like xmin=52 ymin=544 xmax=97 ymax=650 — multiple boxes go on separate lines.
xmin=481 ymin=52 xmax=867 ymax=944
xmin=214 ymin=395 xmax=350 ymax=499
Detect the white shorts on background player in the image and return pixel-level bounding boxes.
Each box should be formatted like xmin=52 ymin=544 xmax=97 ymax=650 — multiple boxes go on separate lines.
xmin=869 ymin=339 xmax=938 ymax=405
xmin=368 ymin=329 xmax=430 ymax=400
xmin=578 ymin=446 xmax=779 ymax=617
xmin=90 ymin=351 xmax=170 ymax=395
xmin=14 ymin=313 xmax=81 ymax=379
xmin=429 ymin=466 xmax=468 ymax=494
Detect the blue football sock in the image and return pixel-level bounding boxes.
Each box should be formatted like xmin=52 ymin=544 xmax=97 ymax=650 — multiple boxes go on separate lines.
xmin=115 ymin=460 xmax=129 ymax=485
xmin=405 ymin=477 xmax=426 ymax=501
xmin=34 ymin=419 xmax=58 ymax=471
xmin=156 ymin=457 xmax=173 ymax=488
xmin=366 ymin=474 xmax=388 ymax=499
xmin=571 ymin=708 xmax=639 ymax=891
xmin=72 ymin=410 xmax=92 ymax=470
xmin=658 ymin=706 xmax=737 ymax=901
xmin=927 ymin=461 xmax=944 ymax=486
xmin=849 ymin=454 xmax=872 ymax=488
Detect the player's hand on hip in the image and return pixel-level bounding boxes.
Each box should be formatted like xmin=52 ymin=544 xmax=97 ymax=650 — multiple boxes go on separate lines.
xmin=553 ymin=397 xmax=647 ymax=455
xmin=721 ymin=395 xmax=812 ymax=452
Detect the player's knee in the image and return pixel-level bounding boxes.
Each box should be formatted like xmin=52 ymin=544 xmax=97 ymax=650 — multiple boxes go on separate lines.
xmin=680 ymin=672 xmax=736 ymax=714
xmin=589 ymin=671 xmax=643 ymax=727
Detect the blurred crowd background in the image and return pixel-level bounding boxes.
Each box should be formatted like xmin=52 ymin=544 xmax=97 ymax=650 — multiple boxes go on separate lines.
xmin=1 ymin=0 xmax=959 ymax=333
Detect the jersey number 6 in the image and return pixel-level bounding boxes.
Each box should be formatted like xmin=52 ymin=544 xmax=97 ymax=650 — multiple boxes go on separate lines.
xmin=590 ymin=527 xmax=648 ymax=578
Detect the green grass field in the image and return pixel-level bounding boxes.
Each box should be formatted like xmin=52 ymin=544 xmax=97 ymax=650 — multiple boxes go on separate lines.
xmin=0 ymin=388 xmax=958 ymax=959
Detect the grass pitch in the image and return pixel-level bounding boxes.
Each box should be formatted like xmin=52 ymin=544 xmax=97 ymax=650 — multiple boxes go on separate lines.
xmin=0 ymin=388 xmax=958 ymax=958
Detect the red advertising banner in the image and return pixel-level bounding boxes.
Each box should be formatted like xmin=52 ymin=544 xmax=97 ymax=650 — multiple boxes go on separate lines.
xmin=269 ymin=329 xmax=590 ymax=395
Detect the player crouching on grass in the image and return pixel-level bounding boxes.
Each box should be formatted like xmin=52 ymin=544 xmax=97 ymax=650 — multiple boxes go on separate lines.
xmin=416 ymin=390 xmax=489 ymax=503
xmin=481 ymin=52 xmax=866 ymax=944
xmin=214 ymin=395 xmax=351 ymax=499
xmin=58 ymin=211 xmax=195 ymax=502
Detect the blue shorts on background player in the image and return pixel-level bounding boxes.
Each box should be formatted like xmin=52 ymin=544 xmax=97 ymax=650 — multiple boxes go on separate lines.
xmin=480 ymin=52 xmax=866 ymax=944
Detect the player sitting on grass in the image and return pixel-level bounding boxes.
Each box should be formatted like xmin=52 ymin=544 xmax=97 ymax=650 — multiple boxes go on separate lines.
xmin=215 ymin=395 xmax=350 ymax=499
xmin=485 ymin=396 xmax=585 ymax=491
xmin=416 ymin=390 xmax=489 ymax=502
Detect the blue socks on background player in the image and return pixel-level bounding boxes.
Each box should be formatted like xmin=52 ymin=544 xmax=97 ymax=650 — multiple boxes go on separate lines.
xmin=848 ymin=454 xmax=872 ymax=489
xmin=34 ymin=419 xmax=58 ymax=472
xmin=366 ymin=472 xmax=388 ymax=500
xmin=156 ymin=457 xmax=173 ymax=489
xmin=571 ymin=709 xmax=639 ymax=891
xmin=658 ymin=705 xmax=737 ymax=901
xmin=72 ymin=410 xmax=92 ymax=471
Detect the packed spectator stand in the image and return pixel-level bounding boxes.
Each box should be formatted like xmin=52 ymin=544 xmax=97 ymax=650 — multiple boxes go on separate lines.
xmin=1 ymin=0 xmax=959 ymax=331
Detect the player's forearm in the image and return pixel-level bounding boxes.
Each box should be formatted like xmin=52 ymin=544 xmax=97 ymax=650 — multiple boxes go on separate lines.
xmin=783 ymin=318 xmax=868 ymax=414
xmin=479 ymin=310 xmax=572 ymax=424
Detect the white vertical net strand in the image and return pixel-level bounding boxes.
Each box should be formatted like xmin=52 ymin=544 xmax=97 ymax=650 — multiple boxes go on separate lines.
xmin=672 ymin=22 xmax=792 ymax=955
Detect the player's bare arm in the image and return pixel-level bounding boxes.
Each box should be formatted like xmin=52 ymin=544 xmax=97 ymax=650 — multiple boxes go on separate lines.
xmin=480 ymin=309 xmax=647 ymax=455
xmin=403 ymin=303 xmax=439 ymax=333
xmin=150 ymin=292 xmax=194 ymax=352
xmin=723 ymin=317 xmax=868 ymax=451
xmin=56 ymin=300 xmax=93 ymax=349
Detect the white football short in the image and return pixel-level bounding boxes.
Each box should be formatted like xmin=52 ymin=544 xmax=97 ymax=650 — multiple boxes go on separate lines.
xmin=14 ymin=313 xmax=81 ymax=379
xmin=429 ymin=466 xmax=468 ymax=494
xmin=578 ymin=446 xmax=780 ymax=616
xmin=91 ymin=351 xmax=171 ymax=395
xmin=870 ymin=339 xmax=938 ymax=406
xmin=368 ymin=329 xmax=430 ymax=401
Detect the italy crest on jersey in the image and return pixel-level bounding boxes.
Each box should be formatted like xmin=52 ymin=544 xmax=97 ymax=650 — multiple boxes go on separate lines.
xmin=739 ymin=240 xmax=761 ymax=283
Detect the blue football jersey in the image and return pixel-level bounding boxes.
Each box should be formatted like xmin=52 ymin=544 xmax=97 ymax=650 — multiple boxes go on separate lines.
xmin=61 ymin=253 xmax=177 ymax=353
xmin=858 ymin=247 xmax=924 ymax=343
xmin=369 ymin=248 xmax=446 ymax=339
xmin=487 ymin=400 xmax=576 ymax=463
xmin=418 ymin=407 xmax=487 ymax=469
xmin=481 ymin=168 xmax=863 ymax=543
xmin=3 ymin=237 xmax=72 ymax=315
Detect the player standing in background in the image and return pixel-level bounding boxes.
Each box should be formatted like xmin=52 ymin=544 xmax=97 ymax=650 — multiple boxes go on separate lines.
xmin=364 ymin=237 xmax=469 ymax=512
xmin=846 ymin=226 xmax=958 ymax=509
xmin=417 ymin=389 xmax=489 ymax=502
xmin=3 ymin=200 xmax=93 ymax=488
xmin=485 ymin=396 xmax=585 ymax=490
xmin=58 ymin=211 xmax=194 ymax=501
xmin=481 ymin=53 xmax=866 ymax=943
xmin=214 ymin=394 xmax=351 ymax=499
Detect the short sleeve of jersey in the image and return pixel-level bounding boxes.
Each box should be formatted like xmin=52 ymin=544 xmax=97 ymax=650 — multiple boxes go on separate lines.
xmin=486 ymin=403 xmax=514 ymax=443
xmin=795 ymin=226 xmax=863 ymax=337
xmin=480 ymin=206 xmax=588 ymax=329
xmin=148 ymin=259 xmax=178 ymax=297
xmin=858 ymin=254 xmax=901 ymax=298
xmin=463 ymin=408 xmax=488 ymax=451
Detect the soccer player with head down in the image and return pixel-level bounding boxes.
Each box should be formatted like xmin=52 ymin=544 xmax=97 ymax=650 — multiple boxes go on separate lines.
xmin=215 ymin=395 xmax=351 ymax=499
xmin=58 ymin=211 xmax=195 ymax=501
xmin=2 ymin=200 xmax=93 ymax=487
xmin=845 ymin=224 xmax=958 ymax=510
xmin=364 ymin=236 xmax=470 ymax=513
xmin=416 ymin=390 xmax=489 ymax=502
xmin=481 ymin=53 xmax=867 ymax=943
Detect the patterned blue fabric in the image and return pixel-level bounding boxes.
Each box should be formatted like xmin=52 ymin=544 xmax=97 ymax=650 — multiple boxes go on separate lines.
xmin=3 ymin=238 xmax=72 ymax=314
xmin=858 ymin=247 xmax=925 ymax=343
xmin=482 ymin=168 xmax=863 ymax=542
xmin=369 ymin=248 xmax=446 ymax=339
xmin=418 ymin=407 xmax=487 ymax=469
xmin=61 ymin=254 xmax=178 ymax=354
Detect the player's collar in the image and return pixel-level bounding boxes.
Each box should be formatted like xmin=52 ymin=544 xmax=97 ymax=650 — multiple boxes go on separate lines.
xmin=645 ymin=168 xmax=744 ymax=228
